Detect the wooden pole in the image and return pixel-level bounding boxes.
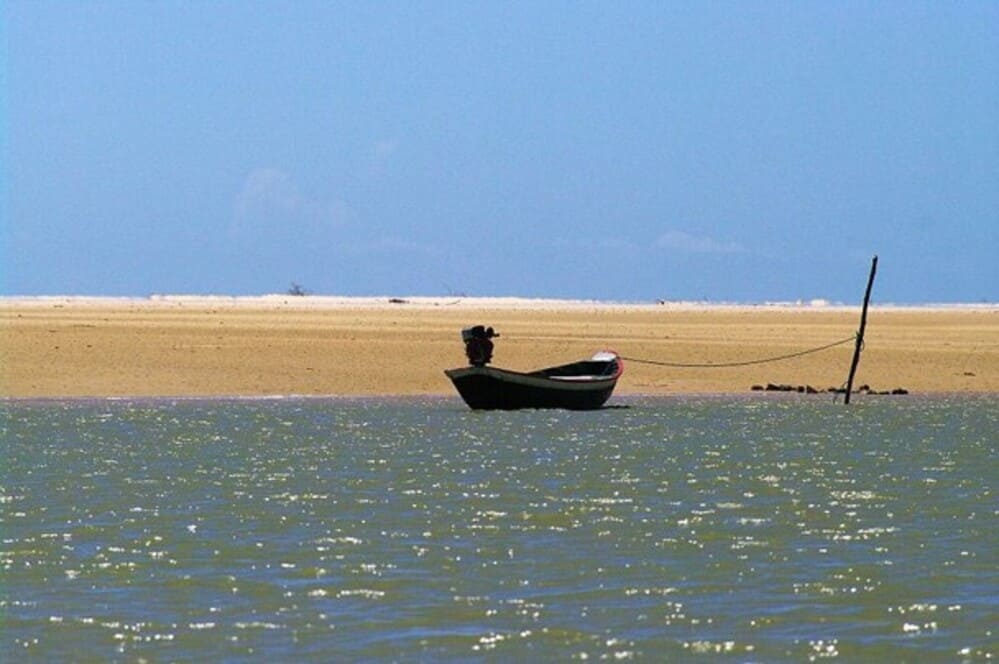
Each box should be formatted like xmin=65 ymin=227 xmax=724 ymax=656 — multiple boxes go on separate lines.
xmin=844 ymin=255 xmax=878 ymax=404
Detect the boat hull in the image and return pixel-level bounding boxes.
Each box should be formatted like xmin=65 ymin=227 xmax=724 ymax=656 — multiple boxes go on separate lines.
xmin=445 ymin=352 xmax=622 ymax=410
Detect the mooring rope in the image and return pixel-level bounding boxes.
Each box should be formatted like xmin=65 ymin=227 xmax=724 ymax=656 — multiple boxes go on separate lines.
xmin=620 ymin=335 xmax=857 ymax=369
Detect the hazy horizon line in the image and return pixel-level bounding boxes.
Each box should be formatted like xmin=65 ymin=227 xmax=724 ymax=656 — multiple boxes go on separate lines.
xmin=2 ymin=293 xmax=996 ymax=309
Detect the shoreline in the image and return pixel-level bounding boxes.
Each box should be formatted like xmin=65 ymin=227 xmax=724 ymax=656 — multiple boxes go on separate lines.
xmin=3 ymin=298 xmax=996 ymax=398
xmin=2 ymin=294 xmax=996 ymax=312
xmin=3 ymin=392 xmax=995 ymax=406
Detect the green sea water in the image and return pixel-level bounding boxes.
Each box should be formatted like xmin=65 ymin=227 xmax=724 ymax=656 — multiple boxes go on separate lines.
xmin=1 ymin=396 xmax=996 ymax=661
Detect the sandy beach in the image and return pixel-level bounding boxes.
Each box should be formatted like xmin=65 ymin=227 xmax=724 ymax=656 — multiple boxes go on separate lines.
xmin=2 ymin=296 xmax=996 ymax=398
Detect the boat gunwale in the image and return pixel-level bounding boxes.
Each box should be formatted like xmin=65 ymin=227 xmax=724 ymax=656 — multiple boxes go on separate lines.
xmin=445 ymin=351 xmax=623 ymax=393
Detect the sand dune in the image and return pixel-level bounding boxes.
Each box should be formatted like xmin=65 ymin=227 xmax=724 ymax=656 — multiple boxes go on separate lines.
xmin=2 ymin=297 xmax=996 ymax=398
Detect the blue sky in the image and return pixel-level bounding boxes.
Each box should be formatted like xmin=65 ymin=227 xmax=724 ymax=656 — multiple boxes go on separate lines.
xmin=3 ymin=1 xmax=997 ymax=302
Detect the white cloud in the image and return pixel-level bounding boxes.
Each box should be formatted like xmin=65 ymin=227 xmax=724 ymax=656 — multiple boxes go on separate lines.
xmin=655 ymin=230 xmax=745 ymax=254
xmin=373 ymin=140 xmax=397 ymax=160
xmin=235 ymin=168 xmax=300 ymax=219
xmin=232 ymin=168 xmax=353 ymax=236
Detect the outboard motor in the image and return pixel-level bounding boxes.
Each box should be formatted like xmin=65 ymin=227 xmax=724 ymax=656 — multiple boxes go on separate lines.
xmin=461 ymin=325 xmax=498 ymax=366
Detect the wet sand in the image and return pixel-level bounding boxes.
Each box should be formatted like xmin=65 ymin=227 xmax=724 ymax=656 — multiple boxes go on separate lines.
xmin=2 ymin=297 xmax=996 ymax=398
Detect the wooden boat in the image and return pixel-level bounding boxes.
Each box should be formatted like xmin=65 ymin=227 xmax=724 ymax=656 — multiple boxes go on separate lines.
xmin=445 ymin=351 xmax=623 ymax=410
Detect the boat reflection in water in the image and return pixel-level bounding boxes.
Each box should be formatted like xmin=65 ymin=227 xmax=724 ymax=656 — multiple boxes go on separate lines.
xmin=445 ymin=325 xmax=623 ymax=410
